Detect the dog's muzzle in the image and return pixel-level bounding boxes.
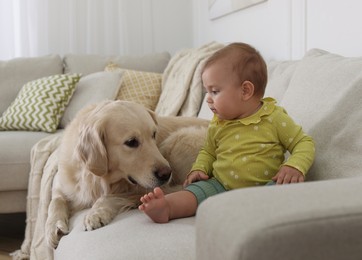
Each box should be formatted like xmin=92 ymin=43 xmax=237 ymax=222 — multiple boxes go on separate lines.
xmin=127 ymin=176 xmax=138 ymax=185
xmin=126 ymin=166 xmax=172 ymax=187
xmin=154 ymin=166 xmax=172 ymax=184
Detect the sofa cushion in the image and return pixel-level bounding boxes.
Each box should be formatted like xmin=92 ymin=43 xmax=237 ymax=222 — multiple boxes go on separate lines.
xmin=63 ymin=52 xmax=171 ymax=76
xmin=0 ymin=131 xmax=52 ymax=191
xmin=280 ymin=49 xmax=362 ymax=181
xmin=55 ymin=210 xmax=196 ymax=260
xmin=264 ymin=60 xmax=300 ymax=103
xmin=197 ymin=177 xmax=362 ymax=260
xmin=0 ymin=74 xmax=80 ymax=133
xmin=105 ymin=64 xmax=162 ymax=111
xmin=0 ymin=55 xmax=63 ymax=115
xmin=59 ymin=71 xmax=123 ymax=128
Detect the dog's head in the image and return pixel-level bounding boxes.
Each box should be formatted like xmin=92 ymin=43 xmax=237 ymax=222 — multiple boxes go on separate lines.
xmin=74 ymin=100 xmax=172 ymax=188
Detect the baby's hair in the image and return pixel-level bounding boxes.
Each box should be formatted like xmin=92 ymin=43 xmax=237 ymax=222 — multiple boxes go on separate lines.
xmin=203 ymin=42 xmax=268 ymax=97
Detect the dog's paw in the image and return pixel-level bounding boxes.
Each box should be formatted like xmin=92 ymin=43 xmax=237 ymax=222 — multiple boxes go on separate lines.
xmin=84 ymin=208 xmax=114 ymax=231
xmin=45 ymin=219 xmax=69 ymax=249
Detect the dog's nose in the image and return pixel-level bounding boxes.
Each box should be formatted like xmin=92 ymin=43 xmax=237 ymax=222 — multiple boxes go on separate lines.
xmin=154 ymin=166 xmax=172 ymax=182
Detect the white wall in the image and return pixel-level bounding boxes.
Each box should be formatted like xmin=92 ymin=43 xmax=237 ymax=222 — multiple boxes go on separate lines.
xmin=151 ymin=0 xmax=193 ymax=55
xmin=192 ymin=0 xmax=362 ymax=60
xmin=306 ymin=1 xmax=362 ymax=57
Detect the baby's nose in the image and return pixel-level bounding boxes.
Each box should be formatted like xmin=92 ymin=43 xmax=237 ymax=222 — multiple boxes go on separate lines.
xmin=206 ymin=94 xmax=212 ymax=103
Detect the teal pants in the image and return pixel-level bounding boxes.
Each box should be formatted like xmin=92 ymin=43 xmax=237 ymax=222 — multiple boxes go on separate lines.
xmin=185 ymin=178 xmax=226 ymax=205
xmin=185 ymin=178 xmax=277 ymax=205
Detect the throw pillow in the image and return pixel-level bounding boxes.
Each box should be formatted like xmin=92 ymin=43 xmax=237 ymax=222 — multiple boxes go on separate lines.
xmin=105 ymin=63 xmax=162 ymax=110
xmin=59 ymin=71 xmax=123 ymax=128
xmin=264 ymin=60 xmax=300 ymax=103
xmin=0 ymin=73 xmax=80 ymax=133
xmin=279 ymin=49 xmax=362 ymax=181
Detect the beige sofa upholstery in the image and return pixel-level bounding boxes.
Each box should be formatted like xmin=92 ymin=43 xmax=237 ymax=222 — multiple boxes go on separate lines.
xmin=0 ymin=52 xmax=171 ymax=214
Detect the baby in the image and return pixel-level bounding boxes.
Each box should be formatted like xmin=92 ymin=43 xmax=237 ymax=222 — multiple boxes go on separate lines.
xmin=139 ymin=42 xmax=315 ymax=223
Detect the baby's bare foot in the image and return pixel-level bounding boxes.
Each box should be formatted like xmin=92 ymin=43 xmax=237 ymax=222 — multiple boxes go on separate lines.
xmin=139 ymin=187 xmax=170 ymax=223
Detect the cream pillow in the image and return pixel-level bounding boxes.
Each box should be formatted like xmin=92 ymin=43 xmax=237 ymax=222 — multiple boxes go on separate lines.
xmin=264 ymin=60 xmax=300 ymax=103
xmin=280 ymin=49 xmax=362 ymax=181
xmin=105 ymin=64 xmax=162 ymax=110
xmin=0 ymin=74 xmax=80 ymax=133
xmin=59 ymin=71 xmax=123 ymax=128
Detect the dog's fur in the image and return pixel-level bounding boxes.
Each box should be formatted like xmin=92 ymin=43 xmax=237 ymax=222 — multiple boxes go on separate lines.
xmin=45 ymin=100 xmax=208 ymax=248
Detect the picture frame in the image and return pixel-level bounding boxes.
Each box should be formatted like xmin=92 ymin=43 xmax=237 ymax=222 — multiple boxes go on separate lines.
xmin=209 ymin=0 xmax=267 ymax=20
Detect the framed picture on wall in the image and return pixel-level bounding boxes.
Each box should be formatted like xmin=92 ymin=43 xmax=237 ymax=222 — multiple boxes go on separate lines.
xmin=209 ymin=0 xmax=267 ymax=20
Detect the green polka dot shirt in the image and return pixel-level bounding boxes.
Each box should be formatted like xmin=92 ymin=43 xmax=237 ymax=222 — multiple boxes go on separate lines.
xmin=191 ymin=97 xmax=315 ymax=190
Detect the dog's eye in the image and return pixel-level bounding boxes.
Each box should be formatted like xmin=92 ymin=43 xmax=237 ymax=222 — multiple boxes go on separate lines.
xmin=124 ymin=138 xmax=139 ymax=148
xmin=152 ymin=131 xmax=156 ymax=139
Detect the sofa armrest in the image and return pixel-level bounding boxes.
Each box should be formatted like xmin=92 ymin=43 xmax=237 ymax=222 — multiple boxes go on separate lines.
xmin=196 ymin=177 xmax=362 ymax=260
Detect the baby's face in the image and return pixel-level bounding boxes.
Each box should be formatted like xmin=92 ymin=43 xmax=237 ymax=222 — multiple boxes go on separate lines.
xmin=202 ymin=61 xmax=245 ymax=120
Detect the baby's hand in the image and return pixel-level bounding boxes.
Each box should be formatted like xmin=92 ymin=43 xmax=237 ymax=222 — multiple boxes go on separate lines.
xmin=183 ymin=170 xmax=209 ymax=187
xmin=272 ymin=165 xmax=304 ymax=184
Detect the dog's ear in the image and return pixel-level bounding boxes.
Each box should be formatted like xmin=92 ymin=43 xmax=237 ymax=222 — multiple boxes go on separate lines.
xmin=76 ymin=124 xmax=108 ymax=176
xmin=147 ymin=109 xmax=158 ymax=125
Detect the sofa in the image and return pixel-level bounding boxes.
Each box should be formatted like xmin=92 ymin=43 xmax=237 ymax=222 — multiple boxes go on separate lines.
xmin=5 ymin=45 xmax=362 ymax=260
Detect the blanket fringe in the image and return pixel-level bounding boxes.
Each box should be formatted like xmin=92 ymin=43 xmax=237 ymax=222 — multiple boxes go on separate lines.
xmin=10 ymin=249 xmax=30 ymax=260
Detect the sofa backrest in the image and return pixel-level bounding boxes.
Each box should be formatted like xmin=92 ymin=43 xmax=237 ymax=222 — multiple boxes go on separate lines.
xmin=276 ymin=49 xmax=362 ymax=181
xmin=0 ymin=55 xmax=63 ymax=114
xmin=63 ymin=52 xmax=171 ymax=76
xmin=264 ymin=60 xmax=300 ymax=103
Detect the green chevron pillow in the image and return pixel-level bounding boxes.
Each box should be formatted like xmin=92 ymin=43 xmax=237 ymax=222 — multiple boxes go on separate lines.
xmin=0 ymin=73 xmax=81 ymax=133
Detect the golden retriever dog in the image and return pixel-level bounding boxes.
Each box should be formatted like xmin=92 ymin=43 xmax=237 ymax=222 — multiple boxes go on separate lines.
xmin=45 ymin=100 xmax=209 ymax=248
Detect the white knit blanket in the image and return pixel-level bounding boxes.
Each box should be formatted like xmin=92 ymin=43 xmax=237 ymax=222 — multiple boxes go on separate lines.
xmin=155 ymin=41 xmax=224 ymax=117
xmin=12 ymin=42 xmax=223 ymax=260
xmin=12 ymin=133 xmax=62 ymax=260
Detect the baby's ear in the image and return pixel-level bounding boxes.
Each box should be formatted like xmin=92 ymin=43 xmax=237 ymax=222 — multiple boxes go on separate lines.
xmin=241 ymin=80 xmax=255 ymax=100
